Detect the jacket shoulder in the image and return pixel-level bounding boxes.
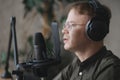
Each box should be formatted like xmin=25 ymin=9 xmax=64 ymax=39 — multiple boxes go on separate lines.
xmin=95 ymin=51 xmax=120 ymax=80
xmin=100 ymin=50 xmax=120 ymax=68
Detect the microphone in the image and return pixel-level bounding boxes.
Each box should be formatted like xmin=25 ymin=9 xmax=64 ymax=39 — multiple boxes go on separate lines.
xmin=30 ymin=21 xmax=61 ymax=77
xmin=32 ymin=32 xmax=50 ymax=77
xmin=33 ymin=32 xmax=48 ymax=61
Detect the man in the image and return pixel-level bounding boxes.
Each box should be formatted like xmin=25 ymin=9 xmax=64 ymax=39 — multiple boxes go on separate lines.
xmin=54 ymin=0 xmax=120 ymax=80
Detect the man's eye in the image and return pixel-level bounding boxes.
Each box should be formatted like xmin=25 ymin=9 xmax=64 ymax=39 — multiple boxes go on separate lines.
xmin=71 ymin=24 xmax=76 ymax=27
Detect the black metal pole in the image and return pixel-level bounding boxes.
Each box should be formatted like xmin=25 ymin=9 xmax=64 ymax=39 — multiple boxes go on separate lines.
xmin=11 ymin=16 xmax=19 ymax=66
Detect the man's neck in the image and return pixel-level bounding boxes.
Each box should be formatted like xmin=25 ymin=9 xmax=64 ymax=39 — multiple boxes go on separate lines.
xmin=75 ymin=41 xmax=104 ymax=62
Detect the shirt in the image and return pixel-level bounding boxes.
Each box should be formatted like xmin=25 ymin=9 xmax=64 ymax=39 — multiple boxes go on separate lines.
xmin=56 ymin=46 xmax=120 ymax=80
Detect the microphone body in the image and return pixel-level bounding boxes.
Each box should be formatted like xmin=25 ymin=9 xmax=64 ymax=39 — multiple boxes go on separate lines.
xmin=33 ymin=32 xmax=47 ymax=61
xmin=32 ymin=32 xmax=49 ymax=77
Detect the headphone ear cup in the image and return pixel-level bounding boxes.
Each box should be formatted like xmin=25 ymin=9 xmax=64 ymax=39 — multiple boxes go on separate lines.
xmin=86 ymin=19 xmax=108 ymax=41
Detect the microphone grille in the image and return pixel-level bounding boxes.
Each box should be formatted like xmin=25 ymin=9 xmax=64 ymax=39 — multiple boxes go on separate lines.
xmin=33 ymin=32 xmax=45 ymax=45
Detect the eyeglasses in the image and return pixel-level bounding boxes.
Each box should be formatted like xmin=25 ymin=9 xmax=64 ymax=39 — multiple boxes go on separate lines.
xmin=63 ymin=22 xmax=85 ymax=30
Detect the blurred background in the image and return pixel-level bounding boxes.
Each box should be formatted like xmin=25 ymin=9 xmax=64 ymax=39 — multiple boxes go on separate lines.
xmin=0 ymin=0 xmax=120 ymax=80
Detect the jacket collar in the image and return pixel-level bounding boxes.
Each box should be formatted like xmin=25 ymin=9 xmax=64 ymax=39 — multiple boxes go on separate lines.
xmin=78 ymin=46 xmax=107 ymax=71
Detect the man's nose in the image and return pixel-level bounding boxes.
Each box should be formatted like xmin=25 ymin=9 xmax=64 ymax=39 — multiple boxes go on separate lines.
xmin=62 ymin=27 xmax=69 ymax=34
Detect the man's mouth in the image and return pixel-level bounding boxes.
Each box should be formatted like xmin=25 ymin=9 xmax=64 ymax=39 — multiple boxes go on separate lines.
xmin=63 ymin=38 xmax=68 ymax=43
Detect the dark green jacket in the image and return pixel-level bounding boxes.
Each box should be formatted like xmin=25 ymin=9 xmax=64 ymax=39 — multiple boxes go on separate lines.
xmin=57 ymin=47 xmax=120 ymax=80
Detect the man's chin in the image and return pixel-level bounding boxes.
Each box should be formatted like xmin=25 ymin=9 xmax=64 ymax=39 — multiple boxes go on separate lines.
xmin=64 ymin=45 xmax=71 ymax=51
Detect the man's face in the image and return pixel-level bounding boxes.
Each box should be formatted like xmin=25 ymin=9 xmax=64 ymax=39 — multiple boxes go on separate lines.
xmin=62 ymin=9 xmax=90 ymax=52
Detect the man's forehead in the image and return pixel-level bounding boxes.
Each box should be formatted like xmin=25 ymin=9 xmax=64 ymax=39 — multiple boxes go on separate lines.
xmin=66 ymin=9 xmax=90 ymax=24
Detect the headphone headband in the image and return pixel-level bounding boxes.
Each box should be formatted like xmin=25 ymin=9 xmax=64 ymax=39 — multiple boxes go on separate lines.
xmin=89 ymin=0 xmax=110 ymax=20
xmin=89 ymin=0 xmax=101 ymax=9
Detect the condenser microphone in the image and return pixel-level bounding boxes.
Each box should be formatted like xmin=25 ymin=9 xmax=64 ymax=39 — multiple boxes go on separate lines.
xmin=33 ymin=32 xmax=48 ymax=61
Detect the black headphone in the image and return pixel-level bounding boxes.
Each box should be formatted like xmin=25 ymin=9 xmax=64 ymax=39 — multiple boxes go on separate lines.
xmin=86 ymin=0 xmax=110 ymax=41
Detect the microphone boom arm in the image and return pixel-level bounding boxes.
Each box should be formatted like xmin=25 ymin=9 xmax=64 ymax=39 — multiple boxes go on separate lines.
xmin=11 ymin=16 xmax=19 ymax=66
